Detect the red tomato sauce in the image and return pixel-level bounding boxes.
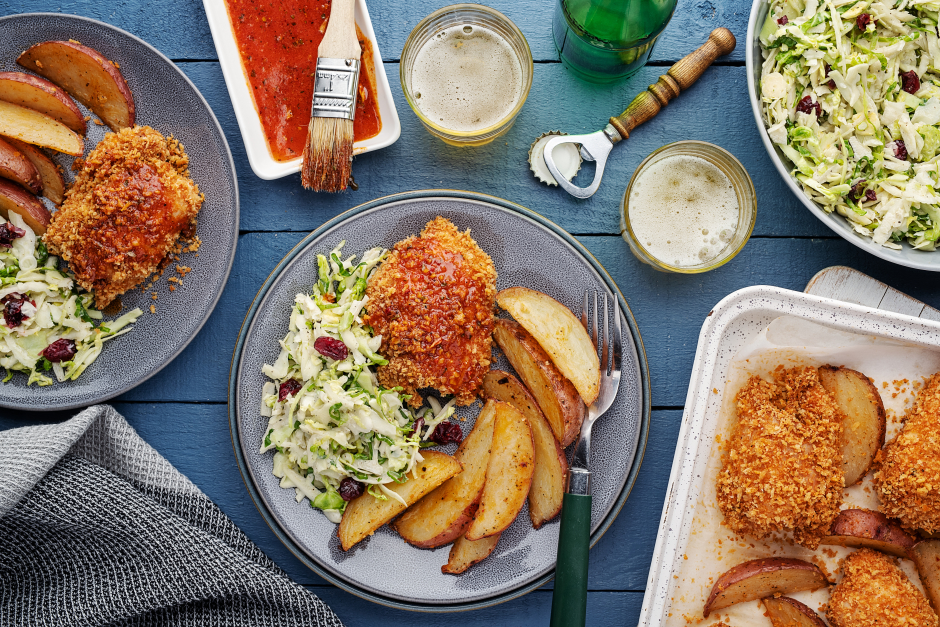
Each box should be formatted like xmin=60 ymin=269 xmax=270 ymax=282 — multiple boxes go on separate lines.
xmin=224 ymin=0 xmax=382 ymax=162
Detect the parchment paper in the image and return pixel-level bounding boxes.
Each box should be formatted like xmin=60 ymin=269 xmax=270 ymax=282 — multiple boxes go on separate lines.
xmin=664 ymin=316 xmax=940 ymax=626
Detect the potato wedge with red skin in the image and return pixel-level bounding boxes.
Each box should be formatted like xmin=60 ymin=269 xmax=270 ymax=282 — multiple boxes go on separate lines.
xmin=820 ymin=508 xmax=916 ymax=558
xmin=3 ymin=137 xmax=65 ymax=204
xmin=0 ymin=178 xmax=50 ymax=235
xmin=338 ymin=451 xmax=462 ymax=551
xmin=493 ymin=319 xmax=585 ymax=446
xmin=0 ymin=136 xmax=41 ymax=194
xmin=465 ymin=401 xmax=535 ymax=540
xmin=442 ymin=533 xmax=500 ymax=575
xmin=762 ymin=596 xmax=827 ymax=627
xmin=0 ymin=100 xmax=83 ymax=156
xmin=910 ymin=539 xmax=940 ymax=613
xmin=393 ymin=401 xmax=497 ymax=549
xmin=0 ymin=71 xmax=85 ymax=134
xmin=817 ymin=365 xmax=886 ymax=486
xmin=703 ymin=558 xmax=828 ymax=618
xmin=18 ymin=41 xmax=135 ymax=131
xmin=497 ymin=287 xmax=600 ymax=404
xmin=483 ymin=370 xmax=568 ymax=528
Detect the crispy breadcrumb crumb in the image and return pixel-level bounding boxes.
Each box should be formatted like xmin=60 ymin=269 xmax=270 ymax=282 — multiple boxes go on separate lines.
xmin=876 ymin=372 xmax=940 ymax=534
xmin=827 ymin=548 xmax=938 ymax=626
xmin=716 ymin=366 xmax=845 ymax=549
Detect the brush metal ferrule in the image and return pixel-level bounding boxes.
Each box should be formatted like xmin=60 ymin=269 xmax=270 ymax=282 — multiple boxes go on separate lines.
xmin=311 ymin=58 xmax=361 ymax=121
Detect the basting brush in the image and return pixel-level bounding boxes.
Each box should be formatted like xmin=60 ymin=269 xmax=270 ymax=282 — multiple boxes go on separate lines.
xmin=301 ymin=0 xmax=360 ymax=192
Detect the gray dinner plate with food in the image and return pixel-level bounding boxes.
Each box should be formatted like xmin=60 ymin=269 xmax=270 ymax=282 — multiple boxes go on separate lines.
xmin=0 ymin=13 xmax=238 ymax=410
xmin=228 ymin=190 xmax=650 ymax=611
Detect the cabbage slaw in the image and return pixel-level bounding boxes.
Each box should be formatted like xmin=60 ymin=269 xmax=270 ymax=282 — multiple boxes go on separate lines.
xmin=759 ymin=0 xmax=940 ymax=249
xmin=259 ymin=242 xmax=456 ymax=524
xmin=0 ymin=212 xmax=142 ymax=386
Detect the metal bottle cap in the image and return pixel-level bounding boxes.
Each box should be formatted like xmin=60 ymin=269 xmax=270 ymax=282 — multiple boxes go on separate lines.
xmin=528 ymin=131 xmax=582 ymax=186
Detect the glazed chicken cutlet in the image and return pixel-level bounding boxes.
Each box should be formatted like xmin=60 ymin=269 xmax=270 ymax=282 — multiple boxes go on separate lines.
xmin=44 ymin=125 xmax=204 ymax=308
xmin=364 ymin=217 xmax=496 ymax=407
xmin=716 ymin=366 xmax=844 ymax=549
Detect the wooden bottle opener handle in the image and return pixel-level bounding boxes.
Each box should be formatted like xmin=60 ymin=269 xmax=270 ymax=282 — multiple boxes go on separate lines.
xmin=608 ymin=27 xmax=736 ymax=141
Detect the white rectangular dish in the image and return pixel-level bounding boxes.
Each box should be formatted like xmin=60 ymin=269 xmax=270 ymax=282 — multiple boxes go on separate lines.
xmin=202 ymin=0 xmax=401 ymax=180
xmin=638 ymin=284 xmax=940 ymax=625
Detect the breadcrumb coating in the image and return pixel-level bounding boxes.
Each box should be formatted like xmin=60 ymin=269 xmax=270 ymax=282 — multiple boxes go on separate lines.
xmin=876 ymin=372 xmax=940 ymax=534
xmin=716 ymin=366 xmax=845 ymax=549
xmin=363 ymin=217 xmax=496 ymax=407
xmin=44 ymin=126 xmax=203 ymax=308
xmin=827 ymin=548 xmax=938 ymax=627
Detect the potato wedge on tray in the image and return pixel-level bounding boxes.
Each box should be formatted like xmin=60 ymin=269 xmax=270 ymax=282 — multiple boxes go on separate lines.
xmin=483 ymin=370 xmax=567 ymax=528
xmin=3 ymin=137 xmax=65 ymax=204
xmin=465 ymin=401 xmax=535 ymax=541
xmin=0 ymin=136 xmax=41 ymax=194
xmin=442 ymin=533 xmax=501 ymax=575
xmin=704 ymin=557 xmax=828 ymax=617
xmin=762 ymin=596 xmax=827 ymax=627
xmin=0 ymin=100 xmax=83 ymax=156
xmin=493 ymin=319 xmax=585 ymax=446
xmin=394 ymin=401 xmax=498 ymax=549
xmin=820 ymin=508 xmax=916 ymax=558
xmin=910 ymin=539 xmax=940 ymax=613
xmin=497 ymin=287 xmax=600 ymax=405
xmin=0 ymin=178 xmax=51 ymax=235
xmin=0 ymin=71 xmax=86 ymax=134
xmin=338 ymin=451 xmax=462 ymax=551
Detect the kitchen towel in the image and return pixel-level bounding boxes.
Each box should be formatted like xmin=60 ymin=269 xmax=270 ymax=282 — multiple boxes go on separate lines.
xmin=0 ymin=404 xmax=345 ymax=627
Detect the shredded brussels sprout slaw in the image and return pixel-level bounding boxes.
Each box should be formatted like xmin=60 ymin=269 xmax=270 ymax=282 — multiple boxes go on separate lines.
xmin=759 ymin=0 xmax=940 ymax=249
xmin=259 ymin=242 xmax=456 ymax=524
xmin=0 ymin=213 xmax=142 ymax=386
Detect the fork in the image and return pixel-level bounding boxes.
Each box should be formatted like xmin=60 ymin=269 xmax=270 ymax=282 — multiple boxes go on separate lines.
xmin=550 ymin=290 xmax=622 ymax=627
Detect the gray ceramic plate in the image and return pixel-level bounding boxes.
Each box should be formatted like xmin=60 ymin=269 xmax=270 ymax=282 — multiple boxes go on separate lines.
xmin=0 ymin=13 xmax=238 ymax=410
xmin=229 ymin=190 xmax=650 ymax=611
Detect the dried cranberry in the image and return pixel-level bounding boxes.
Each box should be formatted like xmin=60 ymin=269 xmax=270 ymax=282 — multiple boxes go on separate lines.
xmin=278 ymin=379 xmax=302 ymax=401
xmin=865 ymin=188 xmax=878 ymax=202
xmin=777 ymin=15 xmax=788 ymax=24
xmin=429 ymin=421 xmax=463 ymax=446
xmin=901 ymin=70 xmax=920 ymax=94
xmin=795 ymin=95 xmax=822 ymax=118
xmin=41 ymin=338 xmax=76 ymax=362
xmin=2 ymin=293 xmax=31 ymax=328
xmin=339 ymin=477 xmax=365 ymax=501
xmin=849 ymin=179 xmax=877 ymax=203
xmin=409 ymin=417 xmax=425 ymax=437
xmin=0 ymin=223 xmax=25 ymax=248
xmin=892 ymin=140 xmax=908 ymax=160
xmin=824 ymin=63 xmax=836 ymax=90
xmin=856 ymin=13 xmax=871 ymax=30
xmin=314 ymin=336 xmax=348 ymax=361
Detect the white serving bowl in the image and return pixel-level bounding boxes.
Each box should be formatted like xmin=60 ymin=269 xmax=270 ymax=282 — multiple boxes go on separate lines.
xmin=203 ymin=0 xmax=401 ymax=180
xmin=746 ymin=0 xmax=940 ymax=271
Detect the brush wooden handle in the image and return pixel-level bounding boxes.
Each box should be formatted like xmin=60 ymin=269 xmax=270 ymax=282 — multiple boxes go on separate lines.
xmin=608 ymin=27 xmax=735 ymax=140
xmin=320 ymin=0 xmax=361 ymax=60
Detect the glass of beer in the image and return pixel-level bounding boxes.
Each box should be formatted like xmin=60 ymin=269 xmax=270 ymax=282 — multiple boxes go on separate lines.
xmin=400 ymin=4 xmax=533 ymax=146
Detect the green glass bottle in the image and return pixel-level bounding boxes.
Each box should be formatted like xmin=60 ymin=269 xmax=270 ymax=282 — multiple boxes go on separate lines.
xmin=553 ymin=0 xmax=678 ymax=83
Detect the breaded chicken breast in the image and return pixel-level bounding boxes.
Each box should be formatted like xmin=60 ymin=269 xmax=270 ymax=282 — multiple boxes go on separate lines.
xmin=716 ymin=366 xmax=844 ymax=549
xmin=827 ymin=548 xmax=938 ymax=627
xmin=876 ymin=372 xmax=940 ymax=534
xmin=363 ymin=217 xmax=496 ymax=407
xmin=44 ymin=126 xmax=203 ymax=308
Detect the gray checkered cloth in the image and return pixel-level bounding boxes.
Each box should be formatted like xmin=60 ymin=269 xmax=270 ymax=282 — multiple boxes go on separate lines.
xmin=0 ymin=405 xmax=345 ymax=627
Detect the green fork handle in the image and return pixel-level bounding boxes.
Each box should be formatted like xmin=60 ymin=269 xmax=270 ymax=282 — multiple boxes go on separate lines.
xmin=550 ymin=492 xmax=592 ymax=627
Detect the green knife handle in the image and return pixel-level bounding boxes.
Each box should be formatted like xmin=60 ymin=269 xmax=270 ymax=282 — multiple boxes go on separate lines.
xmin=550 ymin=492 xmax=592 ymax=627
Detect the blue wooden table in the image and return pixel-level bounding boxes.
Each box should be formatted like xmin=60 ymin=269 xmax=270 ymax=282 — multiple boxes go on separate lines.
xmin=3 ymin=0 xmax=940 ymax=624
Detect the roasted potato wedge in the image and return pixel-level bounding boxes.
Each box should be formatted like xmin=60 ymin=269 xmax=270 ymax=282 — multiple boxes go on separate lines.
xmin=18 ymin=40 xmax=135 ymax=131
xmin=483 ymin=370 xmax=567 ymax=528
xmin=762 ymin=596 xmax=827 ymax=627
xmin=0 ymin=100 xmax=83 ymax=156
xmin=704 ymin=558 xmax=828 ymax=617
xmin=0 ymin=178 xmax=51 ymax=235
xmin=393 ymin=401 xmax=498 ymax=549
xmin=3 ymin=137 xmax=65 ymax=204
xmin=338 ymin=451 xmax=462 ymax=551
xmin=818 ymin=365 xmax=886 ymax=486
xmin=0 ymin=136 xmax=41 ymax=194
xmin=820 ymin=508 xmax=916 ymax=558
xmin=0 ymin=71 xmax=85 ymax=134
xmin=442 ymin=533 xmax=501 ymax=575
xmin=465 ymin=401 xmax=535 ymax=540
xmin=497 ymin=287 xmax=600 ymax=404
xmin=493 ymin=319 xmax=585 ymax=446
xmin=910 ymin=539 xmax=940 ymax=613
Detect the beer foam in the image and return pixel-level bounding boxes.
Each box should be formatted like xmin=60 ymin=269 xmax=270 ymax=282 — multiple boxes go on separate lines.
xmin=628 ymin=155 xmax=739 ymax=268
xmin=411 ymin=24 xmax=522 ymax=132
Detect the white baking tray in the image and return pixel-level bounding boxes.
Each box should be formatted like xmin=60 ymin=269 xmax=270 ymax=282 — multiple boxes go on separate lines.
xmin=202 ymin=0 xmax=401 ymax=180
xmin=638 ymin=284 xmax=940 ymax=625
